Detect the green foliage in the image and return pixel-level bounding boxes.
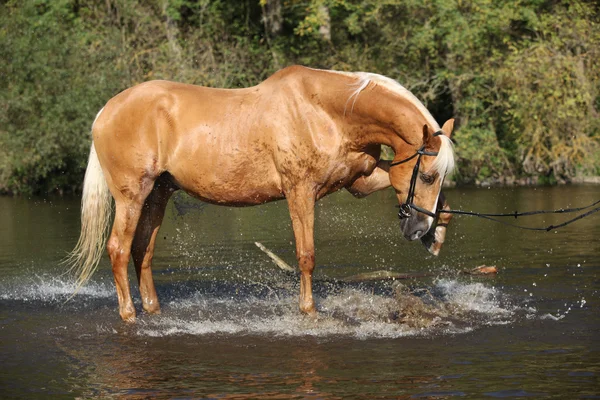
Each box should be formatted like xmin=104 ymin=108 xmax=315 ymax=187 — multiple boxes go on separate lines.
xmin=1 ymin=0 xmax=598 ymax=194
xmin=495 ymin=2 xmax=600 ymax=179
xmin=1 ymin=1 xmax=124 ymax=194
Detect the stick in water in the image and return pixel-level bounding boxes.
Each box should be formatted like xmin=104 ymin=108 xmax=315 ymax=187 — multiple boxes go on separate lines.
xmin=255 ymin=242 xmax=296 ymax=272
xmin=255 ymin=242 xmax=498 ymax=281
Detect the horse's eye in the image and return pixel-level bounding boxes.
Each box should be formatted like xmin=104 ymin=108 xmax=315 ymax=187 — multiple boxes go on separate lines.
xmin=420 ymin=173 xmax=435 ymax=184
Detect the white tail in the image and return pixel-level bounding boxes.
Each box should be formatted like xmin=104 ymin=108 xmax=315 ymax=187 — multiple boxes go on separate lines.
xmin=65 ymin=142 xmax=113 ymax=291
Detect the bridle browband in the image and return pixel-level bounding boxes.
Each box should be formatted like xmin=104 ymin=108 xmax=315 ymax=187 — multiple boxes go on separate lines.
xmin=390 ymin=130 xmax=444 ymax=220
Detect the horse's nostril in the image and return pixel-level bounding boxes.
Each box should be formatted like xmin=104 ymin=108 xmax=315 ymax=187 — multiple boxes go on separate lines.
xmin=410 ymin=230 xmax=423 ymax=241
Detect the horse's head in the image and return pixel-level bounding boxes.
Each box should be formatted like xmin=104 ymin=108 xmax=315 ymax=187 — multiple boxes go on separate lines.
xmin=389 ymin=119 xmax=455 ymax=241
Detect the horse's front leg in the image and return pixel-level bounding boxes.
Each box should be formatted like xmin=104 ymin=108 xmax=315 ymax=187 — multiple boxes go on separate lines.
xmin=346 ymin=161 xmax=391 ymax=198
xmin=286 ymin=186 xmax=317 ymax=315
xmin=421 ymin=191 xmax=453 ymax=256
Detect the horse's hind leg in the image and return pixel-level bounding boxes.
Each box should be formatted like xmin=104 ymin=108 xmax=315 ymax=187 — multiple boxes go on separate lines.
xmin=132 ymin=175 xmax=176 ymax=314
xmin=107 ymin=196 xmax=146 ymax=322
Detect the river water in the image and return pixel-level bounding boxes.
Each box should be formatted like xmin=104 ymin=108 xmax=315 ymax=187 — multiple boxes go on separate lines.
xmin=1 ymin=185 xmax=598 ymax=398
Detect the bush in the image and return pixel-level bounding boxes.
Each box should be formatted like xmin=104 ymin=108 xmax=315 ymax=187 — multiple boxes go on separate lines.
xmin=1 ymin=0 xmax=598 ymax=194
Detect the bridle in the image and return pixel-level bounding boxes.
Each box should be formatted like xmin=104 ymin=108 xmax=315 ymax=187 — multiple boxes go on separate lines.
xmin=389 ymin=130 xmax=444 ymax=220
xmin=388 ymin=131 xmax=600 ymax=231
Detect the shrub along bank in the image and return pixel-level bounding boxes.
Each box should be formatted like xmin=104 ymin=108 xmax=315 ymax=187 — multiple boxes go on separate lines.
xmin=1 ymin=0 xmax=598 ymax=194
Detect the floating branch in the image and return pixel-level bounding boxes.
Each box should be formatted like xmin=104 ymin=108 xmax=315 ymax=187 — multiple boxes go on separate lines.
xmin=255 ymin=242 xmax=296 ymax=273
xmin=341 ymin=270 xmax=435 ymax=283
xmin=255 ymin=242 xmax=497 ymax=281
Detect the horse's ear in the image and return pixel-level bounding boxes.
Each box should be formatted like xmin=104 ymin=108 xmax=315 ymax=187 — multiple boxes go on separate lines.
xmin=441 ymin=118 xmax=455 ymax=138
xmin=422 ymin=124 xmax=430 ymax=144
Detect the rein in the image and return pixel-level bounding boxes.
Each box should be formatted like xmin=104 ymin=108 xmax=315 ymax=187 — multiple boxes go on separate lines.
xmin=390 ymin=131 xmax=600 ymax=231
xmin=437 ymin=199 xmax=600 ymax=231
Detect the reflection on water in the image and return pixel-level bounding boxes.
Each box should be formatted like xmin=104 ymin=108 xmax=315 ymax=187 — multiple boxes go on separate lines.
xmin=0 ymin=185 xmax=599 ymax=398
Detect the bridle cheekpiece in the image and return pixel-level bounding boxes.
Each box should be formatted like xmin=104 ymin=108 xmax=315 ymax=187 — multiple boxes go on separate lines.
xmin=390 ymin=130 xmax=444 ymax=220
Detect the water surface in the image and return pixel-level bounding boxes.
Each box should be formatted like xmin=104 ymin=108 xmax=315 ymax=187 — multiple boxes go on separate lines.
xmin=1 ymin=185 xmax=599 ymax=398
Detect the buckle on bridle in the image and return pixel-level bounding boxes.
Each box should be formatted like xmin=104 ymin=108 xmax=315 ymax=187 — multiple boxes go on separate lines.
xmin=398 ymin=204 xmax=412 ymax=219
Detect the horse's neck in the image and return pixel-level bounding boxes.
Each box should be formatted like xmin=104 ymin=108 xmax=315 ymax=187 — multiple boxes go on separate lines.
xmin=345 ymin=86 xmax=431 ymax=151
xmin=315 ymin=71 xmax=434 ymax=152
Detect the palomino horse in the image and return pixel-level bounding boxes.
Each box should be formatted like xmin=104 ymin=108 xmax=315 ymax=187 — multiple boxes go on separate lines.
xmin=67 ymin=66 xmax=455 ymax=322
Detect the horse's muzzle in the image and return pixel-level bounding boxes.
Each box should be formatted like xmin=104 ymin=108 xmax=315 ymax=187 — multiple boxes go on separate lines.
xmin=400 ymin=215 xmax=432 ymax=241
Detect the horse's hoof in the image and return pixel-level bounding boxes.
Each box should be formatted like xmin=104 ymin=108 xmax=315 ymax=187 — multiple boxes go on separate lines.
xmin=121 ymin=315 xmax=136 ymax=323
xmin=120 ymin=308 xmax=136 ymax=323
xmin=299 ymin=301 xmax=317 ymax=317
xmin=143 ymin=304 xmax=161 ymax=315
xmin=144 ymin=308 xmax=161 ymax=315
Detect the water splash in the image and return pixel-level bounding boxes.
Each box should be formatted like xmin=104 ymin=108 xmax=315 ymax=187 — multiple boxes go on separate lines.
xmin=136 ymin=279 xmax=531 ymax=339
xmin=433 ymin=279 xmax=512 ymax=315
xmin=0 ymin=273 xmax=535 ymax=338
xmin=0 ymin=273 xmax=113 ymax=303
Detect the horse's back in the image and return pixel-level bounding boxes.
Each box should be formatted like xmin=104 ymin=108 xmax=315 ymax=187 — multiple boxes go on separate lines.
xmin=93 ymin=80 xmax=285 ymax=204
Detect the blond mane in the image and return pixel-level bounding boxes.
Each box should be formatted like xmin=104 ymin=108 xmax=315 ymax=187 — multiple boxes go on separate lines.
xmin=430 ymin=134 xmax=455 ymax=177
xmin=335 ymin=70 xmax=455 ymax=177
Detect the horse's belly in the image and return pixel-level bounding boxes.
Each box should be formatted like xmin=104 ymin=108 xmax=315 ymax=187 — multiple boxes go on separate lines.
xmin=169 ymin=165 xmax=284 ymax=206
xmin=185 ymin=184 xmax=285 ymax=206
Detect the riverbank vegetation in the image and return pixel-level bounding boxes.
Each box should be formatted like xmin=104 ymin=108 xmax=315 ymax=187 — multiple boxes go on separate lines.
xmin=1 ymin=0 xmax=598 ymax=194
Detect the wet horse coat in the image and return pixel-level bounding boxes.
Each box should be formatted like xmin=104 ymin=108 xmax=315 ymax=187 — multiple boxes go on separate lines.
xmin=68 ymin=66 xmax=455 ymax=321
